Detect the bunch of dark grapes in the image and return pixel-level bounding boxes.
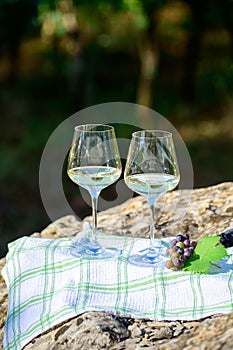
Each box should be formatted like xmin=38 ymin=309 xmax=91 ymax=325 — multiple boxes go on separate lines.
xmin=166 ymin=234 xmax=197 ymax=270
xmin=219 ymin=229 xmax=233 ymax=248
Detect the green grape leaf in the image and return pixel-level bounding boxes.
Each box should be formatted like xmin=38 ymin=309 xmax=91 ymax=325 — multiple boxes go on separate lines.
xmin=183 ymin=236 xmax=229 ymax=274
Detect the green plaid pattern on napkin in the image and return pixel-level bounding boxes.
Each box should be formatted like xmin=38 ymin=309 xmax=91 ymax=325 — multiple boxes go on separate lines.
xmin=2 ymin=234 xmax=233 ymax=350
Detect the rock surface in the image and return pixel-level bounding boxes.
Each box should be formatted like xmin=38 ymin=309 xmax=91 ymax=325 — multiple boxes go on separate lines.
xmin=1 ymin=182 xmax=233 ymax=349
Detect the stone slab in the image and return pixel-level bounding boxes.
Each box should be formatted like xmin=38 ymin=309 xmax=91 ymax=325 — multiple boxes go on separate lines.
xmin=1 ymin=182 xmax=233 ymax=349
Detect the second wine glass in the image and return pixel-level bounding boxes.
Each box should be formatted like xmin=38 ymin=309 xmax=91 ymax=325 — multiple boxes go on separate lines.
xmin=124 ymin=130 xmax=180 ymax=267
xmin=67 ymin=124 xmax=122 ymax=259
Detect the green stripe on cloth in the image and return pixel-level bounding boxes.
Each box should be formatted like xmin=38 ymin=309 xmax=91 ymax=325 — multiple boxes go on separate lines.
xmin=1 ymin=235 xmax=233 ymax=350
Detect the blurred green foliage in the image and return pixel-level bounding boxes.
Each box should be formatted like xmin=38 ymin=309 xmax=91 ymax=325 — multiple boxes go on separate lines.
xmin=0 ymin=0 xmax=233 ymax=256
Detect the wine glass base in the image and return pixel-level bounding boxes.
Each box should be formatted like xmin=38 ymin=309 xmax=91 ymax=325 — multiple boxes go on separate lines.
xmin=71 ymin=245 xmax=121 ymax=260
xmin=128 ymin=249 xmax=163 ymax=268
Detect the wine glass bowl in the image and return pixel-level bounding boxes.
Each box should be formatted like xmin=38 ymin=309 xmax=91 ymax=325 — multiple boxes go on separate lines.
xmin=67 ymin=124 xmax=122 ymax=259
xmin=124 ymin=130 xmax=180 ymax=267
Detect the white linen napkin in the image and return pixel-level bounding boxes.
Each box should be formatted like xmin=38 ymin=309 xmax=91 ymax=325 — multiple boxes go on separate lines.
xmin=2 ymin=233 xmax=233 ymax=350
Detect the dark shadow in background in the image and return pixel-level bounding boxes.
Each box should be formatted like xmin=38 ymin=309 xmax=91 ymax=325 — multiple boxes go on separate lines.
xmin=0 ymin=0 xmax=233 ymax=257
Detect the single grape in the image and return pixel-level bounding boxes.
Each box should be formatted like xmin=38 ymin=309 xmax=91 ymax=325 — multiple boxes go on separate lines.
xmin=166 ymin=259 xmax=178 ymax=271
xmin=171 ymin=251 xmax=180 ymax=259
xmin=184 ymin=248 xmax=192 ymax=259
xmin=191 ymin=241 xmax=197 ymax=248
xmin=183 ymin=239 xmax=190 ymax=247
xmin=176 ymin=234 xmax=184 ymax=242
xmin=167 ymin=247 xmax=173 ymax=255
xmin=176 ymin=242 xmax=185 ymax=249
xmin=167 ymin=247 xmax=177 ymax=256
xmin=172 ymin=257 xmax=180 ymax=267
xmin=176 ymin=246 xmax=184 ymax=255
xmin=171 ymin=239 xmax=177 ymax=246
xmin=179 ymin=259 xmax=185 ymax=268
xmin=166 ymin=260 xmax=173 ymax=269
xmin=183 ymin=234 xmax=190 ymax=240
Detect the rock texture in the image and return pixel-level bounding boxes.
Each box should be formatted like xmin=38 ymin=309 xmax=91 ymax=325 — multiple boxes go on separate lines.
xmin=1 ymin=182 xmax=233 ymax=350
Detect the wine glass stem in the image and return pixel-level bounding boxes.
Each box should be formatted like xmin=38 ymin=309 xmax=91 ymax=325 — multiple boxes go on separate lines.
xmin=91 ymin=194 xmax=99 ymax=245
xmin=148 ymin=198 xmax=158 ymax=250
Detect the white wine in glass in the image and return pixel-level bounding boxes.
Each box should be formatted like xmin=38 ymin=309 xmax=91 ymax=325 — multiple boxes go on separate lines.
xmin=124 ymin=130 xmax=180 ymax=267
xmin=67 ymin=124 xmax=122 ymax=259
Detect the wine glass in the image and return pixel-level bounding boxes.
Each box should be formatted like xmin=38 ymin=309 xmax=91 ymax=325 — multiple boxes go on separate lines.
xmin=124 ymin=130 xmax=180 ymax=267
xmin=67 ymin=124 xmax=122 ymax=259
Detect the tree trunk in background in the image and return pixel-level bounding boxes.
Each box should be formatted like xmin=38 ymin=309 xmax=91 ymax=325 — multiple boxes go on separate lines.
xmin=182 ymin=0 xmax=206 ymax=103
xmin=0 ymin=1 xmax=37 ymax=80
xmin=136 ymin=9 xmax=160 ymax=108
xmin=223 ymin=3 xmax=233 ymax=60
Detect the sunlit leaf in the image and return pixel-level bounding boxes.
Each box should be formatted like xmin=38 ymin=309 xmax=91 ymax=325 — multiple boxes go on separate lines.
xmin=183 ymin=236 xmax=229 ymax=274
